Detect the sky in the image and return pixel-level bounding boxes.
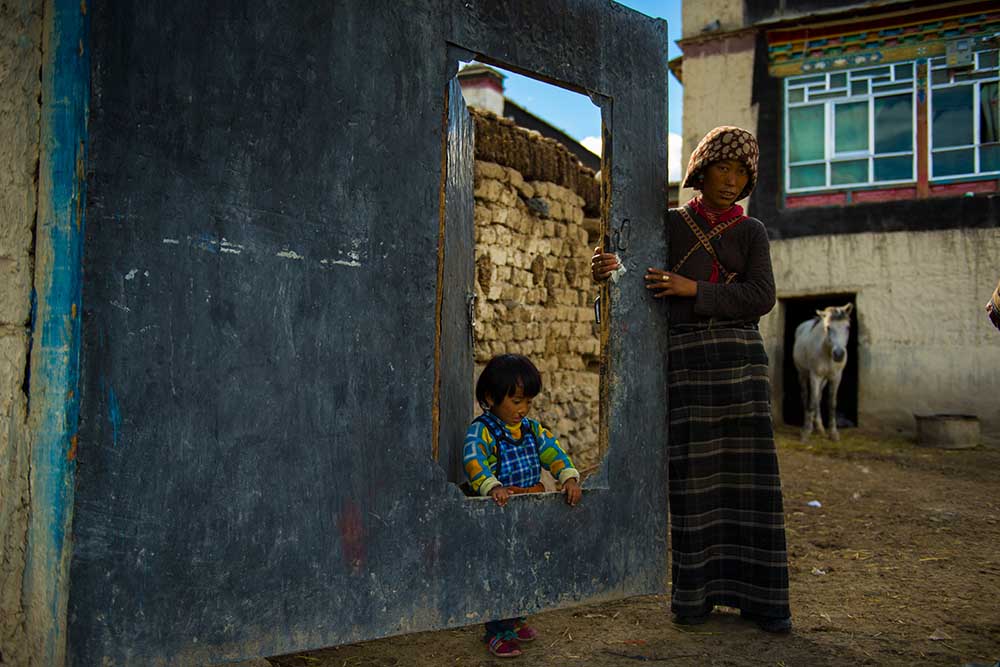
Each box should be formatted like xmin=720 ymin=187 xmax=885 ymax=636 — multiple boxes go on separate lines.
xmin=489 ymin=0 xmax=683 ymax=180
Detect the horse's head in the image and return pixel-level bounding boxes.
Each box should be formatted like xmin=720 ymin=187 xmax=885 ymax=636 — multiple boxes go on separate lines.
xmin=816 ymin=303 xmax=853 ymax=363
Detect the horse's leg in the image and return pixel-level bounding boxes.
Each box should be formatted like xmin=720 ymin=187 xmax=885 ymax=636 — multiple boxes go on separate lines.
xmin=810 ymin=375 xmax=827 ymax=436
xmin=827 ymin=371 xmax=842 ymax=442
xmin=799 ymin=369 xmax=813 ymax=442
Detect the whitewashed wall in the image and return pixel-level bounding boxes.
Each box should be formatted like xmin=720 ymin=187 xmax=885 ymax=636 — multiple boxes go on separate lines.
xmin=761 ymin=229 xmax=1000 ymax=445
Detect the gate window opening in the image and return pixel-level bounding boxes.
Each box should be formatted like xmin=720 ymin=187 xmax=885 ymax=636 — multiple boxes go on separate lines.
xmin=442 ymin=60 xmax=607 ymax=496
xmin=781 ymin=294 xmax=859 ymax=430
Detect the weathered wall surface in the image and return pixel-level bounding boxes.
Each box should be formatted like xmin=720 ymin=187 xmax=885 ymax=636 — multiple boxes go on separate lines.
xmin=681 ymin=0 xmax=744 ymax=37
xmin=69 ymin=1 xmax=670 ymax=663
xmin=760 ymin=229 xmax=1000 ymax=443
xmin=0 ymin=1 xmax=42 ymax=664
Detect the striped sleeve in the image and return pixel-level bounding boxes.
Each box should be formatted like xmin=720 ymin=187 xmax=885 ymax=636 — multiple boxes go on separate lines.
xmin=463 ymin=422 xmax=501 ymax=496
xmin=530 ymin=420 xmax=580 ymax=485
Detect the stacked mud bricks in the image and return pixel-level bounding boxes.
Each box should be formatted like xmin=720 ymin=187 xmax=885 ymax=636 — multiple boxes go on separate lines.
xmin=470 ymin=109 xmax=603 ymax=474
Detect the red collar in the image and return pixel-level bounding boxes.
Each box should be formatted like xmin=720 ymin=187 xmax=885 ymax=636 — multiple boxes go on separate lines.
xmin=688 ymin=197 xmax=746 ymax=228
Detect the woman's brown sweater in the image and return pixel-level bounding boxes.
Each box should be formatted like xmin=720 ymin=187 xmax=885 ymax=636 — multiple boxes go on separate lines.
xmin=665 ymin=207 xmax=776 ymax=326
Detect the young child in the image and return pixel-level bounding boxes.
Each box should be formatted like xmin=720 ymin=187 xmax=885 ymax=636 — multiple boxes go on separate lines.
xmin=463 ymin=353 xmax=582 ymax=658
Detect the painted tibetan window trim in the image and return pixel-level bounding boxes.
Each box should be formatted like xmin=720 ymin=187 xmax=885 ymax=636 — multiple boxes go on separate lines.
xmin=928 ymin=180 xmax=998 ymax=199
xmin=928 ymin=51 xmax=1000 ymax=181
xmin=784 ymin=179 xmax=997 ymax=209
xmin=926 ymin=173 xmax=1000 ymax=188
xmin=766 ymin=4 xmax=1000 ymax=77
xmin=784 ymin=63 xmax=918 ymax=193
xmin=783 ymin=48 xmax=1000 ymax=199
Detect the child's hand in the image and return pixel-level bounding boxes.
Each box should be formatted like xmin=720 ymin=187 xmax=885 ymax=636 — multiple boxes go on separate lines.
xmin=490 ymin=486 xmax=511 ymax=507
xmin=591 ymin=247 xmax=621 ymax=282
xmin=563 ymin=478 xmax=582 ymax=507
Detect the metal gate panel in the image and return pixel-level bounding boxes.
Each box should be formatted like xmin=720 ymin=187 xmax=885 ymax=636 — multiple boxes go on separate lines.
xmin=68 ymin=1 xmax=670 ymax=663
xmin=437 ymin=76 xmax=476 ymax=483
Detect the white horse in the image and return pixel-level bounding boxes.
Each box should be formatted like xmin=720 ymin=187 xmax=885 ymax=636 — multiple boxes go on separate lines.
xmin=792 ymin=304 xmax=853 ymax=442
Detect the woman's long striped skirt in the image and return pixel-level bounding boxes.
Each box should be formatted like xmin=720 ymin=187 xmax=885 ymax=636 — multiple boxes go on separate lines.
xmin=667 ymin=325 xmax=790 ymax=620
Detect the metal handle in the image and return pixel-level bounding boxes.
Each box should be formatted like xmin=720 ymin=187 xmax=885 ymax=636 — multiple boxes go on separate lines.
xmin=467 ymin=291 xmax=478 ymax=346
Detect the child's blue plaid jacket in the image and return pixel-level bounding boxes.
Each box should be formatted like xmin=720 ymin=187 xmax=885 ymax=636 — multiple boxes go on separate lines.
xmin=463 ymin=411 xmax=580 ymax=496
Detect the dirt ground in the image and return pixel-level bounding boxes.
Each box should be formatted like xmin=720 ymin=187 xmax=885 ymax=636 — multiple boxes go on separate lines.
xmin=270 ymin=426 xmax=1000 ymax=667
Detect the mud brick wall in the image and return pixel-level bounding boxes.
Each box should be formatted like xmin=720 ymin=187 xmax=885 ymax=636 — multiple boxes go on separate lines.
xmin=0 ymin=1 xmax=42 ymax=663
xmin=470 ymin=110 xmax=603 ymax=474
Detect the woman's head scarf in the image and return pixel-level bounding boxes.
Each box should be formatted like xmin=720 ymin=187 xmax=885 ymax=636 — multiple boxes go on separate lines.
xmin=682 ymin=126 xmax=759 ymax=201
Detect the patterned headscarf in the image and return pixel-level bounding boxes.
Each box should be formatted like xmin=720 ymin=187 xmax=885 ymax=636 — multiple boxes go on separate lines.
xmin=682 ymin=126 xmax=760 ymax=201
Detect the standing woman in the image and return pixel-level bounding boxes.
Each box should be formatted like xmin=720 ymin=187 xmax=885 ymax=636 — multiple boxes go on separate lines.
xmin=592 ymin=126 xmax=791 ymax=633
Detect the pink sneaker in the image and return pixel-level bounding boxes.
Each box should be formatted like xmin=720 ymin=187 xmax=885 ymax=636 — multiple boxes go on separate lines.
xmin=488 ymin=634 xmax=522 ymax=658
xmin=514 ymin=622 xmax=538 ymax=642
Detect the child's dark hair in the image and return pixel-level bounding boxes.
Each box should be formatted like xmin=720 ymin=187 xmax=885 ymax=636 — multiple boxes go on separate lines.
xmin=475 ymin=354 xmax=542 ymax=410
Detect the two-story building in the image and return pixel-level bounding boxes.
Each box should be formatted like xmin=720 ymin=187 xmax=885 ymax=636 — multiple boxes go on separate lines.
xmin=675 ymin=0 xmax=1000 ymax=443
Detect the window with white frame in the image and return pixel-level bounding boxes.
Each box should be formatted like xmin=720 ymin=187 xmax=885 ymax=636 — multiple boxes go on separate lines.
xmin=929 ymin=50 xmax=999 ymax=179
xmin=785 ymin=63 xmax=917 ymax=192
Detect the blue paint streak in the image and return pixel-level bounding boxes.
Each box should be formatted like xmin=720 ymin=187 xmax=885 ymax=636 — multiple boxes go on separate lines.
xmin=194 ymin=232 xmax=221 ymax=254
xmin=22 ymin=0 xmax=89 ymax=664
xmin=108 ymin=387 xmax=121 ymax=447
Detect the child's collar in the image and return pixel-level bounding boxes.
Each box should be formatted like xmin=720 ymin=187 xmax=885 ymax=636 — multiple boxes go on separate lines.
xmin=484 ymin=409 xmax=524 ymax=428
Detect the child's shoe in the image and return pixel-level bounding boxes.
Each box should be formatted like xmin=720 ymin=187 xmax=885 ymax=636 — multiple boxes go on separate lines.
xmin=514 ymin=620 xmax=537 ymax=642
xmin=487 ymin=633 xmax=522 ymax=658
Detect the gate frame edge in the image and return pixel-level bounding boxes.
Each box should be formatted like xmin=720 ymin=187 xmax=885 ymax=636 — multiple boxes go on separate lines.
xmin=23 ymin=0 xmax=90 ymax=664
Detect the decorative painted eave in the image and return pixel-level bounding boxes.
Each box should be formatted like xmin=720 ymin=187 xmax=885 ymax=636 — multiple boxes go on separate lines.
xmin=765 ymin=0 xmax=1000 ymax=77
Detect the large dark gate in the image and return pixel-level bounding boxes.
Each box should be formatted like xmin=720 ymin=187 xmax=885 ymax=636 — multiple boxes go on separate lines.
xmin=69 ymin=1 xmax=670 ymax=663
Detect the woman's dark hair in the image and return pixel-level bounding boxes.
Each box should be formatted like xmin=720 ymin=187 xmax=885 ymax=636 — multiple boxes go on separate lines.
xmin=475 ymin=354 xmax=542 ymax=409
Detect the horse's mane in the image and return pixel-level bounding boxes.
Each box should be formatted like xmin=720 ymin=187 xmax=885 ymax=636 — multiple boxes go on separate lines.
xmin=809 ymin=317 xmax=821 ymax=331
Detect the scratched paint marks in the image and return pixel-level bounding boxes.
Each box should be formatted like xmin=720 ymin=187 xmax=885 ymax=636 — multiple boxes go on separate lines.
xmin=319 ymin=257 xmax=361 ymax=267
xmin=159 ymin=233 xmax=368 ymax=269
xmin=319 ymin=237 xmax=366 ymax=268
xmin=110 ymin=268 xmax=148 ymax=314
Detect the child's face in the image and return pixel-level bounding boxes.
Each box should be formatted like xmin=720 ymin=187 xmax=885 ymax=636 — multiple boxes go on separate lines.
xmin=489 ymin=386 xmax=533 ymax=425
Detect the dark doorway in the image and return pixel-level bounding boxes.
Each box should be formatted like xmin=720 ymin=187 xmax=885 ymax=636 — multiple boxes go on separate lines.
xmin=781 ymin=294 xmax=858 ymax=429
